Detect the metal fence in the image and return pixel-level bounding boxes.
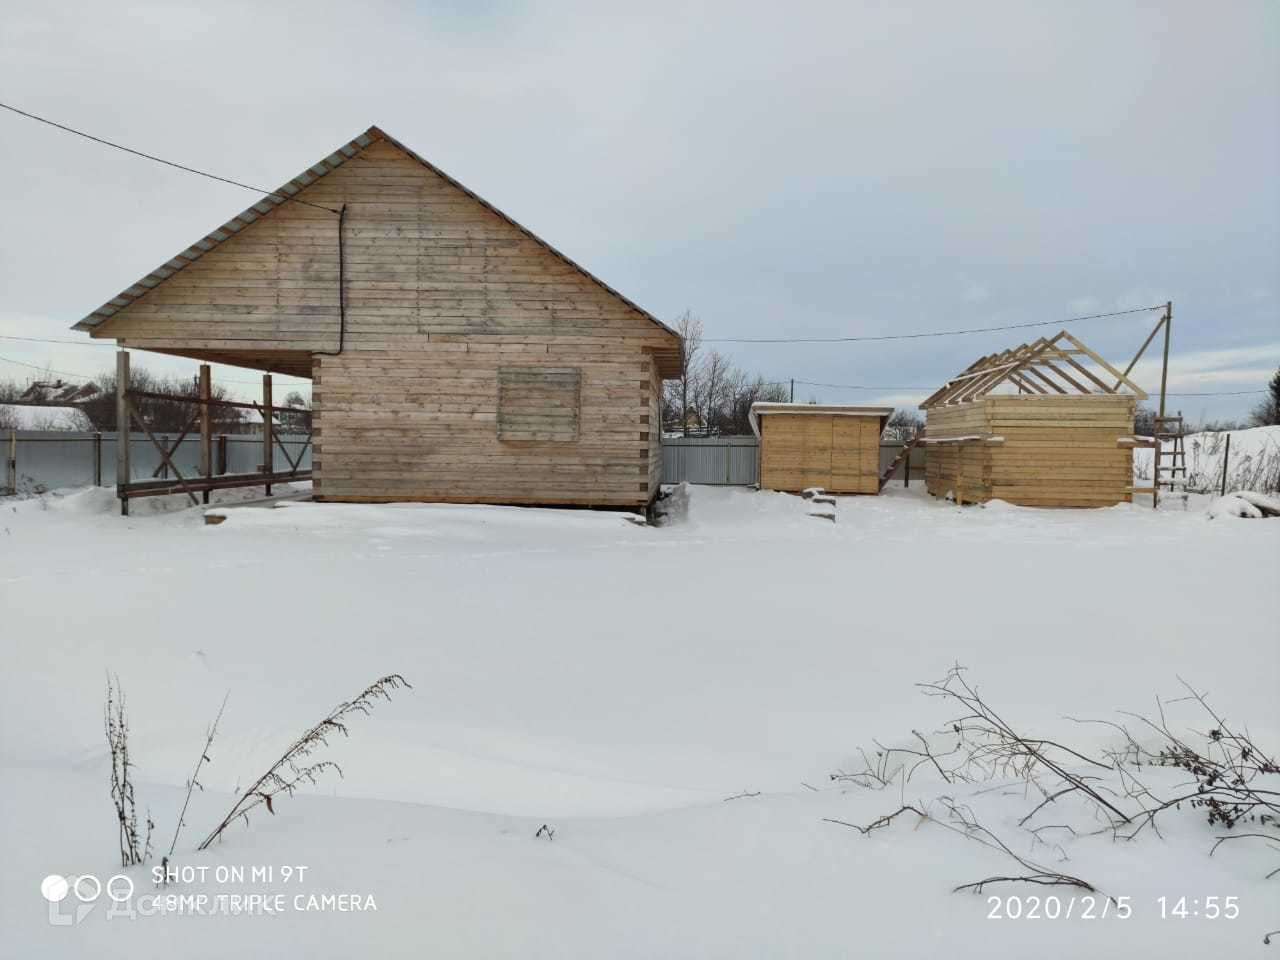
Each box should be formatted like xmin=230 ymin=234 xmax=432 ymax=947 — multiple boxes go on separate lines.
xmin=5 ymin=430 xmax=925 ymax=495
xmin=2 ymin=431 xmax=312 ymax=496
xmin=661 ymin=436 xmax=761 ymax=485
xmin=660 ymin=436 xmax=926 ymax=487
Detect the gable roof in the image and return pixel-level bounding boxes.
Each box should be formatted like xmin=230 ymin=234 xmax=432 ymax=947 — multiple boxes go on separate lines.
xmin=919 ymin=330 xmax=1148 ymax=409
xmin=72 ymin=126 xmax=679 ymax=346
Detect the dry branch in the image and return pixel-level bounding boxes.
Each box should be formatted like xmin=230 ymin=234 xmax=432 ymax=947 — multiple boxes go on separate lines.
xmin=197 ymin=674 xmax=411 ymax=851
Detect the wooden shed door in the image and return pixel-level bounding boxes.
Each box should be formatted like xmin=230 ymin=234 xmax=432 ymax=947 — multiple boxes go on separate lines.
xmin=762 ymin=414 xmax=833 ymax=491
xmin=830 ymin=417 xmax=879 ymax=494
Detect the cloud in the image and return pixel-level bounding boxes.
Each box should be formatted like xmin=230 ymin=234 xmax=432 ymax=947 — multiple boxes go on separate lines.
xmin=1129 ymin=343 xmax=1280 ymax=394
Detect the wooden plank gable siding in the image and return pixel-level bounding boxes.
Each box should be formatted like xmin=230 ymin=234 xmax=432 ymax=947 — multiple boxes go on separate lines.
xmin=759 ymin=414 xmax=882 ymax=494
xmin=925 ymin=396 xmax=1135 ymax=507
xmin=91 ymin=137 xmax=675 ymax=507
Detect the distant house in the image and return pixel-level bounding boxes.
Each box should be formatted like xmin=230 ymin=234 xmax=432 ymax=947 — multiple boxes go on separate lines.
xmin=74 ymin=127 xmax=680 ymax=508
xmin=6 ymin=404 xmax=93 ymax=431
xmin=19 ymin=380 xmax=100 ymax=404
xmin=3 ymin=381 xmax=98 ymax=431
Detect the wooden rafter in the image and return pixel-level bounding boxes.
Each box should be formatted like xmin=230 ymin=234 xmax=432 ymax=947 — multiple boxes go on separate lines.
xmin=920 ymin=328 xmax=1148 ymax=409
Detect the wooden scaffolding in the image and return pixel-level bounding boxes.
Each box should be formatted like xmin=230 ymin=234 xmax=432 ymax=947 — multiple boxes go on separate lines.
xmin=114 ymin=350 xmax=311 ymax=515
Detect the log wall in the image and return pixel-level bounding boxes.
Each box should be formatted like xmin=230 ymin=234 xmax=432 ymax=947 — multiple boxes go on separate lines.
xmin=759 ymin=414 xmax=882 ymax=494
xmin=925 ymin=396 xmax=1135 ymax=507
xmin=92 ymin=138 xmax=676 ymax=507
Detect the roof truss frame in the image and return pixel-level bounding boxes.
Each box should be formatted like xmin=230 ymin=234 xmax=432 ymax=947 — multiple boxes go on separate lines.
xmin=920 ymin=330 xmax=1149 ymax=410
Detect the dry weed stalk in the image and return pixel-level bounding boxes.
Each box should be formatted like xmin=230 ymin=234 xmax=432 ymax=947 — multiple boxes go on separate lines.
xmin=831 ymin=666 xmax=1279 ymax=897
xmin=197 ymin=674 xmax=411 ymax=850
xmin=105 ymin=675 xmax=153 ymax=866
xmin=169 ymin=691 xmax=228 ymax=857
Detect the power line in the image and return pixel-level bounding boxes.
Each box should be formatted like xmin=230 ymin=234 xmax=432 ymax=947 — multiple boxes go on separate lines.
xmin=1165 ymin=389 xmax=1267 ymax=397
xmin=0 ymin=101 xmax=341 ymax=215
xmin=705 ymin=305 xmax=1166 ymax=344
xmin=794 ymin=379 xmax=929 ymax=391
xmin=0 ymin=354 xmax=311 ymax=388
xmin=0 ymin=334 xmax=113 ymax=347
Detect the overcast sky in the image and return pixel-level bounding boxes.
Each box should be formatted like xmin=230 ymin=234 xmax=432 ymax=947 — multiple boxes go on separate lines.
xmin=1 ymin=1 xmax=1276 ymax=418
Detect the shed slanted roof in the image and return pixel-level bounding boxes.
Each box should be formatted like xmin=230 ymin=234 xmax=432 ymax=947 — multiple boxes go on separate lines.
xmin=748 ymin=402 xmax=893 ymax=438
xmin=72 ymin=126 xmax=680 ymax=349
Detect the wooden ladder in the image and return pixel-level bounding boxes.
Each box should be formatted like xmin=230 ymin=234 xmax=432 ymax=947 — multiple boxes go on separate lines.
xmin=879 ymin=429 xmax=926 ymax=491
xmin=1153 ymin=412 xmax=1188 ymax=507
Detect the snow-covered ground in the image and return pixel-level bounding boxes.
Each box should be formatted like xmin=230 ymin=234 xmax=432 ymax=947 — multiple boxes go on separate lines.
xmin=1135 ymin=424 xmax=1280 ymax=494
xmin=1 ymin=482 xmax=1277 ymax=957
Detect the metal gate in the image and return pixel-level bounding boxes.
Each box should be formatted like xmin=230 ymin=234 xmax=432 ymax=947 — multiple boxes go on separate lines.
xmin=661 ymin=437 xmax=759 ymax=485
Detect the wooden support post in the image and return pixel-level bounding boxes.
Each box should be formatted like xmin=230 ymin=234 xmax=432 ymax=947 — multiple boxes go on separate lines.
xmin=956 ymin=443 xmax=965 ymax=506
xmin=1220 ymin=433 xmax=1231 ymax=496
xmin=116 ymin=350 xmax=130 ymax=516
xmin=904 ymin=448 xmax=910 ymax=488
xmin=6 ymin=429 xmax=15 ymax=495
xmin=262 ymin=374 xmax=273 ymax=497
xmin=1157 ymin=302 xmax=1172 ymax=422
xmin=199 ymin=365 xmax=212 ymax=505
xmin=94 ymin=432 xmax=102 ymax=486
xmin=217 ymin=435 xmax=227 ymax=476
xmin=1154 ymin=301 xmax=1172 ymax=510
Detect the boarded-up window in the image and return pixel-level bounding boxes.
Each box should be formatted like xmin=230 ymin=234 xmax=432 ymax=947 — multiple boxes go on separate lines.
xmin=498 ymin=368 xmax=581 ymax=441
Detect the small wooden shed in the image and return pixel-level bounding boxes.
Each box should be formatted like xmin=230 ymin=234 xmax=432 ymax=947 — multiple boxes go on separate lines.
xmin=749 ymin=403 xmax=892 ymax=494
xmin=919 ymin=330 xmax=1147 ymax=507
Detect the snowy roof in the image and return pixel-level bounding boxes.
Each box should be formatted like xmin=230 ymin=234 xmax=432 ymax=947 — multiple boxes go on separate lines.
xmin=748 ymin=402 xmax=893 ymax=438
xmin=70 ymin=126 xmax=681 ymax=362
xmin=19 ymin=380 xmax=99 ymax=404
xmin=4 ymin=404 xmax=93 ymax=431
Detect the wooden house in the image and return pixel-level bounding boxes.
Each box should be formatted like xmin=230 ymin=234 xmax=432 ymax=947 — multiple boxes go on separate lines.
xmin=73 ymin=127 xmax=682 ymax=508
xmin=749 ymin=403 xmax=892 ymax=494
xmin=919 ymin=330 xmax=1147 ymax=507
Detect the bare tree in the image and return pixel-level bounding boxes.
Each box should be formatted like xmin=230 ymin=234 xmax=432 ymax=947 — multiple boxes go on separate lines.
xmin=278 ymin=390 xmax=312 ymax=434
xmin=885 ymin=409 xmax=923 ymax=442
xmin=694 ymin=350 xmax=733 ymax=436
xmin=81 ymin=367 xmax=242 ymax=433
xmin=662 ymin=310 xmax=703 ymax=436
xmin=718 ymin=373 xmax=788 ymax=435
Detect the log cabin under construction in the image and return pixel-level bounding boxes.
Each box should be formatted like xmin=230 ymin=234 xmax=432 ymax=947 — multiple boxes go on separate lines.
xmin=74 ymin=126 xmax=682 ymax=509
xmin=919 ymin=330 xmax=1148 ymax=507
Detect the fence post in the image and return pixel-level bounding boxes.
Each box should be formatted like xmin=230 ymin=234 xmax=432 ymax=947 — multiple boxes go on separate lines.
xmin=94 ymin=432 xmax=102 ymax=486
xmin=6 ymin=429 xmax=14 ymax=495
xmin=1220 ymin=433 xmax=1231 ymax=496
xmin=199 ymin=365 xmax=212 ymax=505
xmin=217 ymin=435 xmax=227 ymax=476
xmin=262 ymin=374 xmax=273 ymax=496
xmin=904 ymin=445 xmax=911 ymax=488
xmin=725 ymin=443 xmax=731 ymax=485
xmin=116 ymin=350 xmax=130 ymax=516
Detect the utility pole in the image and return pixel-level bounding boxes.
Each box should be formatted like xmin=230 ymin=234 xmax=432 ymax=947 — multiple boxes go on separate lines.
xmin=1157 ymin=301 xmax=1172 ymax=421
